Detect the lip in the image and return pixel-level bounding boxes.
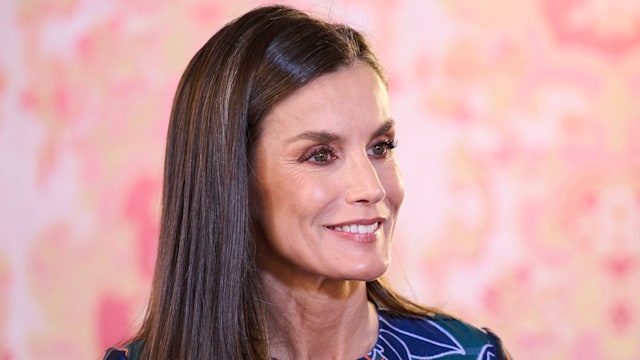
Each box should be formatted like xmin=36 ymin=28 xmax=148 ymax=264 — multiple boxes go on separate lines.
xmin=325 ymin=217 xmax=385 ymax=243
xmin=325 ymin=217 xmax=385 ymax=227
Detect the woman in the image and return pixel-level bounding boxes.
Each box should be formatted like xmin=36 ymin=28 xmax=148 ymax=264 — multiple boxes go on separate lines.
xmin=105 ymin=5 xmax=511 ymax=360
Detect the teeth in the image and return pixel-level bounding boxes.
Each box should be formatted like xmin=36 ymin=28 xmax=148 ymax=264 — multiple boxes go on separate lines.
xmin=332 ymin=223 xmax=378 ymax=234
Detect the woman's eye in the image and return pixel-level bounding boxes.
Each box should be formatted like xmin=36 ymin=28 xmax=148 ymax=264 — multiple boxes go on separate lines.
xmin=311 ymin=150 xmax=330 ymax=162
xmin=302 ymin=146 xmax=336 ymax=163
xmin=371 ymin=144 xmax=387 ymax=156
xmin=368 ymin=140 xmax=397 ymax=157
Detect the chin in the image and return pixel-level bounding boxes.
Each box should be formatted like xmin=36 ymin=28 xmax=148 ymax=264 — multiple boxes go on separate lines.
xmin=346 ymin=262 xmax=389 ymax=282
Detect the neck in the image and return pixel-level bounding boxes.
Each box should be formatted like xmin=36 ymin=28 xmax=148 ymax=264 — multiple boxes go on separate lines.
xmin=261 ymin=272 xmax=379 ymax=360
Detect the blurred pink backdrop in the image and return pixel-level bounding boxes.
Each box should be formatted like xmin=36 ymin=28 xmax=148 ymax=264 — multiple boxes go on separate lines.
xmin=1 ymin=0 xmax=639 ymax=359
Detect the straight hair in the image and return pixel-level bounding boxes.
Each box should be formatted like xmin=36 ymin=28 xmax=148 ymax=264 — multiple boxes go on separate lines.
xmin=134 ymin=5 xmax=444 ymax=359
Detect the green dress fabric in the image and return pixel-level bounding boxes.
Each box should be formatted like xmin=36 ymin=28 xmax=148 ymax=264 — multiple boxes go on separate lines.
xmin=103 ymin=310 xmax=511 ymax=359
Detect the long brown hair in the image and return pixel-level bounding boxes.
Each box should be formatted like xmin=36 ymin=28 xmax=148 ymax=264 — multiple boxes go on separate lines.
xmin=135 ymin=5 xmax=443 ymax=359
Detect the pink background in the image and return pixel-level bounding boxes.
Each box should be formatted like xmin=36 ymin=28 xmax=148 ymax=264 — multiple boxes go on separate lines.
xmin=1 ymin=0 xmax=639 ymax=359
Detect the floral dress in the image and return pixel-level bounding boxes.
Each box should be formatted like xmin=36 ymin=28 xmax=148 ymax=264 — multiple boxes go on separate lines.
xmin=104 ymin=311 xmax=511 ymax=360
xmin=360 ymin=311 xmax=511 ymax=359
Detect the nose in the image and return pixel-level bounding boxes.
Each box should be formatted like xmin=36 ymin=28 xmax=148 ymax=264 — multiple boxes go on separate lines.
xmin=344 ymin=154 xmax=386 ymax=204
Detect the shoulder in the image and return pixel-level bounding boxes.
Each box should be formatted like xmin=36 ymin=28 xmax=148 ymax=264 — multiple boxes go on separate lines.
xmin=375 ymin=311 xmax=511 ymax=359
xmin=103 ymin=340 xmax=144 ymax=360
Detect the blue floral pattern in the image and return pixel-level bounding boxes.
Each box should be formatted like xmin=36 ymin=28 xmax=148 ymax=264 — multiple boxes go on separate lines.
xmin=105 ymin=312 xmax=510 ymax=360
xmin=360 ymin=311 xmax=504 ymax=360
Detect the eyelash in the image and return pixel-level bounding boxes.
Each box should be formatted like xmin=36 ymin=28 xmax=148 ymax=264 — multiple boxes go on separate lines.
xmin=371 ymin=140 xmax=398 ymax=157
xmin=300 ymin=139 xmax=398 ymax=164
xmin=301 ymin=145 xmax=336 ymax=163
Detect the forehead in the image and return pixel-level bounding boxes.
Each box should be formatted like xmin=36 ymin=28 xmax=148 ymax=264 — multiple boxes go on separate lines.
xmin=260 ymin=61 xmax=390 ymax=136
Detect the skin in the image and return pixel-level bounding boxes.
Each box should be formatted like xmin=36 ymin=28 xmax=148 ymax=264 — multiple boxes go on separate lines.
xmin=253 ymin=61 xmax=404 ymax=359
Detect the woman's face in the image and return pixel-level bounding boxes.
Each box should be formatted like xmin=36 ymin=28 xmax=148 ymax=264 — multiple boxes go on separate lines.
xmin=253 ymin=61 xmax=404 ymax=284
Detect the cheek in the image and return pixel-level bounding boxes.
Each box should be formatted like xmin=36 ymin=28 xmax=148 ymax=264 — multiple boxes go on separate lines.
xmin=290 ymin=171 xmax=340 ymax=216
xmin=380 ymin=163 xmax=405 ymax=208
xmin=264 ymin=169 xmax=337 ymax=222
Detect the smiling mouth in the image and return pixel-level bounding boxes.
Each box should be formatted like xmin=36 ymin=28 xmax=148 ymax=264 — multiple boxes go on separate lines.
xmin=327 ymin=222 xmax=380 ymax=234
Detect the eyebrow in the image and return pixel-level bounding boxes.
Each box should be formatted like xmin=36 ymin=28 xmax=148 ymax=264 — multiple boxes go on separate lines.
xmin=286 ymin=118 xmax=396 ymax=144
xmin=372 ymin=119 xmax=396 ymax=139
